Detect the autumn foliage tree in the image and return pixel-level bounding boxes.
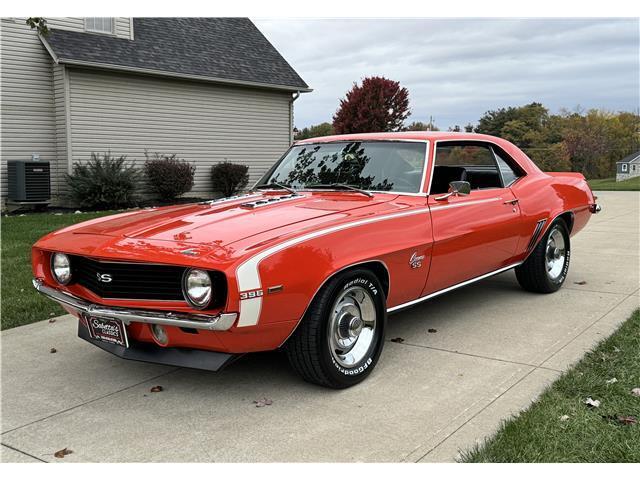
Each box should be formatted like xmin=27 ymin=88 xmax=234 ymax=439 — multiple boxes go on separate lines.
xmin=475 ymin=103 xmax=639 ymax=177
xmin=332 ymin=76 xmax=410 ymax=134
xmin=294 ymin=122 xmax=334 ymax=140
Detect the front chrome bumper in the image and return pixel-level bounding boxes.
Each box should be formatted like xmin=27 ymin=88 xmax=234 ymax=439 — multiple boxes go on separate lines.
xmin=32 ymin=278 xmax=237 ymax=331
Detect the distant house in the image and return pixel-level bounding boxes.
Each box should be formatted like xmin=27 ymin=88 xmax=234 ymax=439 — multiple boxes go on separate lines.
xmin=616 ymin=151 xmax=640 ymax=182
xmin=1 ymin=17 xmax=311 ymax=205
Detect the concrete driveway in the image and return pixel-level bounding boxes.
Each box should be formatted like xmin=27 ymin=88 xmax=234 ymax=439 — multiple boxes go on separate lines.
xmin=1 ymin=191 xmax=638 ymax=463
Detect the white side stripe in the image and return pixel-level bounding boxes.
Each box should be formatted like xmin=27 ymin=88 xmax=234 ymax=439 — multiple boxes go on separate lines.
xmin=236 ymin=296 xmax=262 ymax=328
xmin=234 ymin=196 xmax=510 ymax=327
xmin=235 ymin=207 xmax=431 ymax=327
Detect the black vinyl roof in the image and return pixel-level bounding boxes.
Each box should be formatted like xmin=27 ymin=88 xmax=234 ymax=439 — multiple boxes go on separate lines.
xmin=42 ymin=18 xmax=310 ymax=92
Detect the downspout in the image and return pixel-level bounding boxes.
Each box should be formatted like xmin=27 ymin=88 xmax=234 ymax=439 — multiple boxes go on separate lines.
xmin=290 ymin=91 xmax=301 ymax=144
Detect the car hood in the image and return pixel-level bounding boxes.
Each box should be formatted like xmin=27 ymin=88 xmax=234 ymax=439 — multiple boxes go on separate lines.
xmin=66 ymin=192 xmax=395 ymax=249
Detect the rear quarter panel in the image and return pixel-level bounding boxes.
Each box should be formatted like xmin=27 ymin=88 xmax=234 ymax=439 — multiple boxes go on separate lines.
xmin=511 ymin=171 xmax=594 ymax=258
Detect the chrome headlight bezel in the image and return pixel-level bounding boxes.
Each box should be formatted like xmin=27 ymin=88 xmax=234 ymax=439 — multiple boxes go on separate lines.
xmin=182 ymin=268 xmax=213 ymax=309
xmin=51 ymin=252 xmax=72 ymax=285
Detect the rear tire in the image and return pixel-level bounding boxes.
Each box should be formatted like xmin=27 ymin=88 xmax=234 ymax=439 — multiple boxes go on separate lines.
xmin=516 ymin=218 xmax=570 ymax=293
xmin=285 ymin=269 xmax=386 ymax=388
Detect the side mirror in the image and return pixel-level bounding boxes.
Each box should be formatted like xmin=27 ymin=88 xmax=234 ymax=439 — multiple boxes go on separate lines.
xmin=435 ymin=181 xmax=471 ymax=201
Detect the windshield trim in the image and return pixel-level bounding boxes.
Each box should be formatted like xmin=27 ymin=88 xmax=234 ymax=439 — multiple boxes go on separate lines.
xmin=254 ymin=140 xmax=430 ymax=197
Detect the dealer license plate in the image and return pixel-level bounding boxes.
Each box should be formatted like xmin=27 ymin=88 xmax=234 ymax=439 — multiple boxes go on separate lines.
xmin=85 ymin=315 xmax=129 ymax=347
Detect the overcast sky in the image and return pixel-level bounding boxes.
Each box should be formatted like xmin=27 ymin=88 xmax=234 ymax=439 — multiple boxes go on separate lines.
xmin=253 ymin=18 xmax=639 ymax=130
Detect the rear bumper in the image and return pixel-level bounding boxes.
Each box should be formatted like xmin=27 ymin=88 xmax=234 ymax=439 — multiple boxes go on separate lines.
xmin=32 ymin=278 xmax=237 ymax=331
xmin=78 ymin=321 xmax=240 ymax=371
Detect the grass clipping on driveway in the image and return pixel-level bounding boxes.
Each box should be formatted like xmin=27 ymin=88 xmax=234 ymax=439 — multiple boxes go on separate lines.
xmin=463 ymin=309 xmax=640 ymax=462
xmin=1 ymin=211 xmax=116 ymax=330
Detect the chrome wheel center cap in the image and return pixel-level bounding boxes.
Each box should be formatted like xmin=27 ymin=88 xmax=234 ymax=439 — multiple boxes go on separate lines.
xmin=348 ymin=316 xmax=363 ymax=337
xmin=338 ymin=312 xmax=363 ymax=339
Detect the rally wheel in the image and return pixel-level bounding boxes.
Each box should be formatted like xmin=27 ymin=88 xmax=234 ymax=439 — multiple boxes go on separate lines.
xmin=516 ymin=218 xmax=571 ymax=293
xmin=285 ymin=269 xmax=386 ymax=388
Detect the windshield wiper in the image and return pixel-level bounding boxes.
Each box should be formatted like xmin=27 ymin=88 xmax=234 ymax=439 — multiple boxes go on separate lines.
xmin=254 ymin=182 xmax=297 ymax=195
xmin=305 ymin=183 xmax=374 ymax=198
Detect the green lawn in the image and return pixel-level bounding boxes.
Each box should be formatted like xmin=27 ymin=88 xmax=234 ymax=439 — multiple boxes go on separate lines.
xmin=588 ymin=176 xmax=640 ymax=191
xmin=462 ymin=309 xmax=640 ymax=462
xmin=1 ymin=210 xmax=117 ymax=330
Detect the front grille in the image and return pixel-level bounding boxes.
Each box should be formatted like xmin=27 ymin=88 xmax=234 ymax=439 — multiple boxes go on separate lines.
xmin=69 ymin=256 xmax=226 ymax=307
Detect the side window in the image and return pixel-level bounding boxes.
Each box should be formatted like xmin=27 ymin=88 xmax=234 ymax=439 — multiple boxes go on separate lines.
xmin=431 ymin=143 xmax=501 ymax=194
xmin=493 ymin=150 xmax=521 ymax=187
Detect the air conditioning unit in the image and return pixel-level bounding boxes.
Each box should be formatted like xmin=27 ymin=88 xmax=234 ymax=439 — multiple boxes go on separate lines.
xmin=7 ymin=160 xmax=51 ymax=202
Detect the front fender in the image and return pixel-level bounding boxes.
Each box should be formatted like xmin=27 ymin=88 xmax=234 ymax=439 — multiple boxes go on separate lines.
xmin=228 ymin=208 xmax=433 ymax=337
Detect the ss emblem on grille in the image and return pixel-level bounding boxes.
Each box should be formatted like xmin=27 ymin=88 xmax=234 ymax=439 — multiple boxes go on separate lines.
xmin=96 ymin=273 xmax=113 ymax=283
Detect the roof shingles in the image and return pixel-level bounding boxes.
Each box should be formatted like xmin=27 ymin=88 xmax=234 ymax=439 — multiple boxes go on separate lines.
xmin=43 ymin=18 xmax=309 ymax=91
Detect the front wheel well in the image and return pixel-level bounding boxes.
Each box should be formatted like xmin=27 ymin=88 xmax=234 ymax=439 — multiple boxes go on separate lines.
xmin=347 ymin=261 xmax=390 ymax=300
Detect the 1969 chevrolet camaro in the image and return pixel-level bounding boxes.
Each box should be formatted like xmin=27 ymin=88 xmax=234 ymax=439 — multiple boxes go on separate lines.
xmin=32 ymin=132 xmax=601 ymax=388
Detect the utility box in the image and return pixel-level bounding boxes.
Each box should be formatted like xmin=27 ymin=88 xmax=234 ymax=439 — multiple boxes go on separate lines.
xmin=7 ymin=160 xmax=51 ymax=202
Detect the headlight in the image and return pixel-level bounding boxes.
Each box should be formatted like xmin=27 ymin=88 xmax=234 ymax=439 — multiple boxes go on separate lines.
xmin=51 ymin=253 xmax=72 ymax=285
xmin=182 ymin=269 xmax=212 ymax=308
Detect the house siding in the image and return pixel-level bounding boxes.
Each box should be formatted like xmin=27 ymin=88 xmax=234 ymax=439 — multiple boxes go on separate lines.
xmin=1 ymin=18 xmax=58 ymax=200
xmin=0 ymin=17 xmax=133 ymax=203
xmin=2 ymin=17 xmax=297 ymax=204
xmin=66 ymin=69 xmax=292 ymax=196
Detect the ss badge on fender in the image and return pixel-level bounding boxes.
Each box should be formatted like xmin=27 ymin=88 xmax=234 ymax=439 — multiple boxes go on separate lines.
xmin=409 ymin=252 xmax=425 ymax=269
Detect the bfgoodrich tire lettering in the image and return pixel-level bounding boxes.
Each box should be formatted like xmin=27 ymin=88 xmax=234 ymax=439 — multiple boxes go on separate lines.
xmin=516 ymin=218 xmax=571 ymax=293
xmin=285 ymin=269 xmax=386 ymax=388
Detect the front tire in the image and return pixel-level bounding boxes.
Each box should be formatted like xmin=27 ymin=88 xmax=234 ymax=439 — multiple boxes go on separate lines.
xmin=516 ymin=218 xmax=570 ymax=293
xmin=285 ymin=269 xmax=387 ymax=388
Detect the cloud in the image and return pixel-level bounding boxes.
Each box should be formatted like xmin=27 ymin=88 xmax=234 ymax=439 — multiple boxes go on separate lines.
xmin=253 ymin=18 xmax=639 ymax=129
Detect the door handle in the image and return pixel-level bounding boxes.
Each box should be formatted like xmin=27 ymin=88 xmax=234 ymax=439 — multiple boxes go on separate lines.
xmin=504 ymin=199 xmax=519 ymax=205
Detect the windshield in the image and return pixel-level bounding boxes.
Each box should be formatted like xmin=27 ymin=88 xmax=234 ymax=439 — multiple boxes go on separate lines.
xmin=258 ymin=141 xmax=427 ymax=194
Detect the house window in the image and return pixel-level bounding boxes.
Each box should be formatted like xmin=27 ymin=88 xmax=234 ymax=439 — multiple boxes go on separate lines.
xmin=633 ymin=165 xmax=637 ymax=172
xmin=85 ymin=18 xmax=114 ymax=34
xmin=622 ymin=164 xmax=628 ymax=172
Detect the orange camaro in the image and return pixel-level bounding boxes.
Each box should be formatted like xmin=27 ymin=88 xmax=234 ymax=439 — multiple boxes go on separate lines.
xmin=32 ymin=132 xmax=600 ymax=388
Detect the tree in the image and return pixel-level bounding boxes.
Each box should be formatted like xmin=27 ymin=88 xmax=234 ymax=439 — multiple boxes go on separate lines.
xmin=527 ymin=143 xmax=572 ymax=172
xmin=332 ymin=76 xmax=410 ymax=134
xmin=405 ymin=120 xmax=439 ymax=131
xmin=476 ymin=102 xmax=548 ymax=143
xmin=464 ymin=123 xmax=474 ymax=133
xmin=559 ymin=109 xmax=639 ymax=178
xmin=294 ymin=122 xmax=334 ymax=140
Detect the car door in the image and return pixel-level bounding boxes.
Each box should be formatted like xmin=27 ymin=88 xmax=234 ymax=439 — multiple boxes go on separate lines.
xmin=422 ymin=141 xmax=523 ymax=295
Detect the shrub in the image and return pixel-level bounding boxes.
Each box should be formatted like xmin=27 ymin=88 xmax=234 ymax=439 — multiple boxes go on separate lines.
xmin=144 ymin=151 xmax=195 ymax=201
xmin=210 ymin=161 xmax=249 ymax=197
xmin=66 ymin=152 xmax=141 ymax=210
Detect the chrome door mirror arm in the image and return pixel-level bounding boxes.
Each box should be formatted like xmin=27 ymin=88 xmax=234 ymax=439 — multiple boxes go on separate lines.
xmin=434 ymin=181 xmax=471 ymax=201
